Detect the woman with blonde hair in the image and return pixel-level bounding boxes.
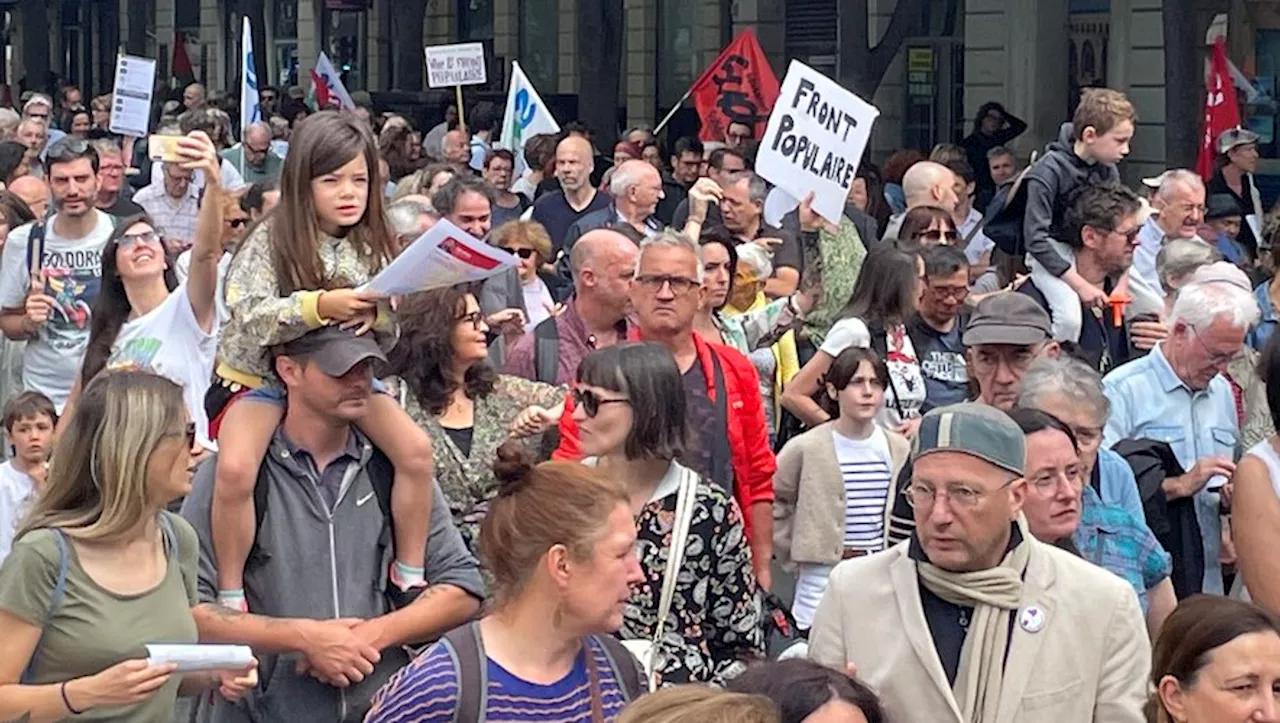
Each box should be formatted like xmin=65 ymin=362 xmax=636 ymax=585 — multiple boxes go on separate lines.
xmin=0 ymin=370 xmax=255 ymax=721
xmin=490 ymin=219 xmax=564 ymax=331
xmin=616 ymin=685 xmax=780 ymax=723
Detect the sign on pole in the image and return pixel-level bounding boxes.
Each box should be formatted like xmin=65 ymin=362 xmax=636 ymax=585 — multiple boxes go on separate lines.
xmin=499 ymin=61 xmax=560 ymax=177
xmin=756 ymin=60 xmax=880 ymax=225
xmin=424 ymin=43 xmax=488 ymax=88
xmin=108 ymin=54 xmax=157 ymax=138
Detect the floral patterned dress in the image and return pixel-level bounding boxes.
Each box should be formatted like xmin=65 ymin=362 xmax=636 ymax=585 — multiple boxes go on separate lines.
xmin=403 ymin=374 xmax=565 ymax=556
xmin=621 ymin=462 xmax=766 ymax=687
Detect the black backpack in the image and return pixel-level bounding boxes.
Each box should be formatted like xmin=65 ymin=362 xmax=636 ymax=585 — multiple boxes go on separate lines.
xmin=977 ymin=150 xmax=1041 ymax=257
xmin=440 ymin=622 xmax=645 ymax=722
xmin=532 ymin=315 xmax=560 ymax=385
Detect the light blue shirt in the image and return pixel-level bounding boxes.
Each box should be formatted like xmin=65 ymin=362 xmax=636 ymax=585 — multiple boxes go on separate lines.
xmin=1130 ymin=216 xmax=1165 ymax=296
xmin=1247 ymin=280 xmax=1278 ymax=351
xmin=1102 ymin=344 xmax=1237 ymax=594
xmin=1094 ymin=447 xmax=1146 ymax=524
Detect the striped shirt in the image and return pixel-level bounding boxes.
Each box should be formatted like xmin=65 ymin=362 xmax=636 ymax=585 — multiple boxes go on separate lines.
xmin=366 ymin=635 xmax=632 ymax=722
xmin=831 ymin=426 xmax=893 ymax=549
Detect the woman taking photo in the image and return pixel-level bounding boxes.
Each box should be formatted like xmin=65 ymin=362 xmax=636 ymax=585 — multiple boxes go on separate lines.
xmin=782 ymin=245 xmax=926 ymax=436
xmin=391 ymin=285 xmax=565 ymax=555
xmin=575 ymin=342 xmax=765 ymax=687
xmin=0 ymin=370 xmax=255 ymax=721
xmin=1148 ymin=595 xmax=1280 ymax=723
xmin=365 ymin=445 xmax=646 ymax=722
xmin=774 ymin=347 xmax=909 ymax=633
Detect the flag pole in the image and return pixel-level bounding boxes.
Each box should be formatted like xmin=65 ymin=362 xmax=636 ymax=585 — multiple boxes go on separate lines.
xmin=653 ymin=87 xmax=693 ymax=136
xmin=456 ymin=86 xmax=466 ymax=132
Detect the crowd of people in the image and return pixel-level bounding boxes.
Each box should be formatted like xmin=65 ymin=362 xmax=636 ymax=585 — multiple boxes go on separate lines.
xmin=0 ymin=76 xmax=1276 ymax=723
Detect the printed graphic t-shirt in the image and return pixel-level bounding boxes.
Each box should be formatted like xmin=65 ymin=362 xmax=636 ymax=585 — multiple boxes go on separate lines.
xmin=0 ymin=212 xmax=114 ymax=411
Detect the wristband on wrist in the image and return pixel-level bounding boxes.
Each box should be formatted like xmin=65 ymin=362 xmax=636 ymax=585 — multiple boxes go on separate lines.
xmin=61 ymin=680 xmax=86 ymax=715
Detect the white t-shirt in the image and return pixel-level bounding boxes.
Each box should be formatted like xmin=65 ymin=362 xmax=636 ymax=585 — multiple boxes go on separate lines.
xmin=0 ymin=460 xmax=36 ymax=565
xmin=109 ymin=284 xmax=219 ymax=448
xmin=0 ymin=212 xmax=115 ymax=411
xmin=521 ymin=276 xmax=555 ymax=333
xmin=174 ymin=249 xmax=232 ymax=325
xmin=819 ymin=317 xmax=926 ymax=428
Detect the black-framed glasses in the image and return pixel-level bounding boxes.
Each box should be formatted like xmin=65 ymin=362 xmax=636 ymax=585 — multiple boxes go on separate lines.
xmin=119 ymin=230 xmax=162 ymax=247
xmin=500 ymin=246 xmax=536 ymax=260
xmin=456 ymin=310 xmax=485 ymax=330
xmin=634 ymin=274 xmax=699 ymax=295
xmin=572 ymin=388 xmax=630 ymax=418
xmin=228 ymin=218 xmax=248 ymax=229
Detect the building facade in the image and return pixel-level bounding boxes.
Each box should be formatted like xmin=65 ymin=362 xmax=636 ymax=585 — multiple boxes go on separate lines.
xmin=3 ymin=0 xmax=1278 ymax=184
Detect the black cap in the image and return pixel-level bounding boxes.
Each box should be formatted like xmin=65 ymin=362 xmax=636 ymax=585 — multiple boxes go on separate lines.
xmin=277 ymin=325 xmax=387 ymax=377
xmin=1205 ymin=193 xmax=1243 ymax=221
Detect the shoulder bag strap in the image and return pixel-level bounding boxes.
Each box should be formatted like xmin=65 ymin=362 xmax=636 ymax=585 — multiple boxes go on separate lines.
xmin=441 ymin=622 xmax=488 ymax=723
xmin=585 ymin=639 xmax=604 ymax=723
xmin=593 ymin=634 xmax=643 ymax=703
xmin=708 ymin=350 xmax=731 ymax=486
xmin=646 ymin=467 xmax=698 ymax=687
xmin=21 ymin=529 xmax=70 ymax=684
xmin=26 ymin=220 xmax=46 ymax=282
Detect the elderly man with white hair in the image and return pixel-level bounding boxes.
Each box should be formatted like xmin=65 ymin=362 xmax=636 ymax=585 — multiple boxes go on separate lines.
xmin=1102 ymin=267 xmax=1260 ymax=595
xmin=220 ymin=121 xmax=282 ymax=183
xmin=882 ymin=160 xmax=961 ymax=239
xmin=559 ymin=159 xmax=663 ymax=270
xmin=1129 ymin=169 xmax=1207 ymax=302
xmin=386 ymin=196 xmax=437 ymax=251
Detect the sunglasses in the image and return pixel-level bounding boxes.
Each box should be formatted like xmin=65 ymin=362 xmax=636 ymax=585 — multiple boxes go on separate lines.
xmin=919 ymin=229 xmax=960 ymax=243
xmin=228 ymin=218 xmax=248 ymax=228
xmin=456 ymin=310 xmax=485 ymax=330
xmin=499 ymin=246 xmax=537 ymax=260
xmin=572 ymin=388 xmax=630 ymax=418
xmin=119 ymin=230 xmax=162 ymax=247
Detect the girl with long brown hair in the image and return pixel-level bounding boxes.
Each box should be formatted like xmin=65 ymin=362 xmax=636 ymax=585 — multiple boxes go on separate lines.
xmin=207 ymin=110 xmax=435 ymax=613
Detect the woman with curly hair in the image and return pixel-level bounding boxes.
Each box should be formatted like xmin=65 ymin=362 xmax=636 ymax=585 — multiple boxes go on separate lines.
xmin=389 ymin=284 xmax=566 ymax=555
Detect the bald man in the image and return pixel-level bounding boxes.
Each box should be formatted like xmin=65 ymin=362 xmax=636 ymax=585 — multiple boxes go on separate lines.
xmin=183 ymin=83 xmax=207 ymax=111
xmin=531 ymin=135 xmax=612 ymax=258
xmin=9 ymin=175 xmax=49 ymax=219
xmin=884 ymin=160 xmax=962 ymax=238
xmin=503 ymin=227 xmax=639 ymax=384
xmin=221 ymin=121 xmax=282 ymax=184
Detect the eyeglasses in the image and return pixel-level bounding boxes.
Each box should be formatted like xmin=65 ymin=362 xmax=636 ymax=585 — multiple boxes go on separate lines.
xmin=929 ymin=284 xmax=969 ymax=301
xmin=1189 ymin=325 xmax=1237 ymax=366
xmin=499 ymin=246 xmax=537 ymax=260
xmin=119 ymin=230 xmax=162 ymax=247
xmin=1027 ymin=467 xmax=1083 ymax=497
xmin=919 ymin=229 xmax=960 ymax=243
xmin=456 ymin=310 xmax=485 ymax=330
xmin=634 ymin=274 xmax=699 ymax=295
xmin=572 ymin=388 xmax=630 ymax=417
xmin=1106 ymin=225 xmax=1142 ymax=243
xmin=904 ymin=478 xmax=1015 ymax=510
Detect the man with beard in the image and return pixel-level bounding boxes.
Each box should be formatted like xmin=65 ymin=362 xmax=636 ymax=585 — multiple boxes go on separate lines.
xmin=531 ymin=135 xmax=610 ymax=258
xmin=1018 ymin=183 xmax=1143 ymax=373
xmin=0 ymin=137 xmax=115 ymax=411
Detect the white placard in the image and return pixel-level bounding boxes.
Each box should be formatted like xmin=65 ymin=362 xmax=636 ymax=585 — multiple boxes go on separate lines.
xmin=108 ymin=54 xmax=157 ymax=138
xmin=425 ymin=43 xmax=488 ymax=89
xmin=145 ymin=644 xmax=253 ymax=672
xmin=756 ymin=60 xmax=880 ymax=225
xmin=364 ymin=219 xmax=516 ymax=297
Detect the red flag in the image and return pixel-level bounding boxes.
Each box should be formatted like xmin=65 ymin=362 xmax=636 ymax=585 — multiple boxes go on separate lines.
xmin=172 ymin=31 xmax=196 ymax=87
xmin=1196 ymin=38 xmax=1241 ymax=179
xmin=690 ymin=30 xmax=779 ymax=143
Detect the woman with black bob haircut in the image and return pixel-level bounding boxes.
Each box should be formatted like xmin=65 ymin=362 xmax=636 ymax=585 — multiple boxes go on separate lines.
xmin=728 ymin=658 xmax=887 ymax=723
xmin=573 ymin=341 xmax=765 ymax=687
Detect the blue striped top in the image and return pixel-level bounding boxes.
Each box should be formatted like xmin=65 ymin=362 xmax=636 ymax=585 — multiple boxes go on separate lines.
xmin=365 ymin=635 xmax=631 ymax=722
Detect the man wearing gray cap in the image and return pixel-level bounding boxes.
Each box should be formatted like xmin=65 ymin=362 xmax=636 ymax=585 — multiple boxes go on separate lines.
xmin=809 ymin=403 xmax=1149 ymax=723
xmin=181 ymin=326 xmax=485 ymax=722
xmin=1207 ymin=127 xmax=1263 ymax=260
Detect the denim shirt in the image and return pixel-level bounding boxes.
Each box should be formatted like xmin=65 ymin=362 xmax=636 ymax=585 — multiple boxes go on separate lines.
xmin=1102 ymin=344 xmax=1238 ymax=594
xmin=1247 ymin=280 xmax=1278 ymax=351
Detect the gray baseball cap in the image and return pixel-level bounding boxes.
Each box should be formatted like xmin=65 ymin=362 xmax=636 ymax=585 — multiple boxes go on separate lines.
xmin=912 ymin=403 xmax=1025 ymax=476
xmin=1217 ymin=127 xmax=1260 ymax=155
xmin=278 ymin=325 xmax=387 ymax=377
xmin=962 ymin=293 xmax=1052 ymax=347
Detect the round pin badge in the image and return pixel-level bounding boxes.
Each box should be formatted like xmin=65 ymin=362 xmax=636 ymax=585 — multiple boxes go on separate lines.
xmin=1018 ymin=606 xmax=1045 ymax=634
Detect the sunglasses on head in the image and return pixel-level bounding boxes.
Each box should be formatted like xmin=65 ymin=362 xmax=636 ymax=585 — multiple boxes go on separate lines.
xmin=499 ymin=246 xmax=537 ymax=260
xmin=572 ymin=388 xmax=630 ymax=418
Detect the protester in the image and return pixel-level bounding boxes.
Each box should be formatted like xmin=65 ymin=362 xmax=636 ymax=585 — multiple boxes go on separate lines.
xmin=562 ymin=158 xmax=663 ymax=261
xmin=942 ymin=158 xmax=991 ymax=256
xmin=962 ymin=101 xmax=1027 ymax=204
xmin=774 ymin=347 xmax=910 ymax=632
xmin=987 ymin=145 xmax=1017 ymax=187
xmin=133 ymin=154 xmax=200 ymax=249
xmin=882 ymin=161 xmax=959 ymax=239
xmin=390 ymin=286 xmax=564 ymax=555
xmin=575 ymin=342 xmax=764 ymax=685
xmin=809 ymin=402 xmax=1150 ymax=722
xmin=554 ymin=231 xmax=776 ymax=589
xmin=365 ymin=445 xmax=645 ymax=722
xmin=89 ymin=138 xmax=144 ymax=218
xmin=183 ymin=326 xmax=483 ymax=721
xmin=6 ymin=175 xmax=47 ymax=219
xmin=206 ymin=110 xmax=435 ymax=614
xmin=895 ymin=205 xmax=959 ymax=250
xmin=1009 ymin=407 xmax=1175 ymax=638
xmin=1208 ymin=127 xmax=1264 ymax=263
xmin=713 ymin=171 xmax=802 ymax=296
xmin=0 ymin=141 xmax=28 ymax=186
xmin=671 ymin=147 xmax=746 ymax=229
xmin=658 ymin=136 xmax=703 ymax=225
xmin=728 ymin=659 xmax=888 ymax=723
xmin=421 ymin=104 xmax=458 ymax=163
xmin=15 ymin=119 xmax=46 ymax=179
xmin=492 ymin=219 xmax=564 ymax=331
xmin=0 ymin=391 xmax=53 ymax=564
xmin=60 ymin=106 xmax=90 ymax=138
xmin=695 ymin=227 xmax=803 ymax=356
xmin=442 ymin=128 xmax=471 ymax=172
xmin=89 ymin=94 xmax=111 ymax=132
xmin=1202 ymin=193 xmax=1246 ymax=265
xmin=782 ymin=246 xmax=926 ymax=434
xmin=1148 ymin=596 xmax=1280 ymax=722
xmin=0 ymin=137 xmax=114 ymax=411
xmin=0 ymin=370 xmax=255 ymax=721
xmin=393 ymin=162 xmax=455 ymax=202
xmin=503 ymin=227 xmax=637 ymax=385
xmin=911 ymin=245 xmax=970 ymax=410
xmin=1102 ymin=277 xmax=1259 ymax=595
xmin=848 ymin=164 xmax=890 ymax=241
xmin=482 ymin=149 xmax=528 ymax=227
xmin=1234 ymin=331 xmax=1280 ymax=611
xmin=220 ymin=121 xmax=282 ymax=184
xmin=1131 ymin=170 xmax=1207 ymax=305
xmin=467 ymin=102 xmax=498 ymax=172
xmin=617 ymin=685 xmax=779 ymax=723
xmin=531 ymin=134 xmax=610 ymax=257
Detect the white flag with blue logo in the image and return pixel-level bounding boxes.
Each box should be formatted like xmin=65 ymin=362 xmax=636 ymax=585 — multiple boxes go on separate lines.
xmin=499 ymin=61 xmax=560 ymax=177
xmin=239 ymin=17 xmax=260 ymax=139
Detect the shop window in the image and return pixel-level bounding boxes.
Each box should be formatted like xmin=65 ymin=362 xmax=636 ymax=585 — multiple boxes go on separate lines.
xmin=519 ymin=0 xmax=558 ymax=92
xmin=323 ymin=7 xmax=366 ymax=90
xmin=459 ymin=0 xmax=494 ymax=41
xmin=658 ymin=0 xmax=698 ymax=108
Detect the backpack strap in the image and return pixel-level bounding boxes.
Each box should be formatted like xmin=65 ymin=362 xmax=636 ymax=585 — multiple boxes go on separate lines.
xmin=592 ymin=634 xmax=644 ymax=703
xmin=441 ymin=622 xmax=487 ymax=723
xmin=26 ymin=220 xmax=46 ymax=280
xmin=533 ymin=316 xmax=560 ymax=385
xmin=21 ymin=529 xmax=70 ymax=684
xmin=707 ymin=350 xmax=732 ymax=488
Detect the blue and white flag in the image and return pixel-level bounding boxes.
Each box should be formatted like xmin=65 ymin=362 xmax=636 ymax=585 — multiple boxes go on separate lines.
xmin=499 ymin=61 xmax=560 ymax=177
xmin=239 ymin=17 xmax=260 ymax=139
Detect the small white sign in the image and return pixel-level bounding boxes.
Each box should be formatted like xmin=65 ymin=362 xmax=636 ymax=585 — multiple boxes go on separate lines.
xmin=425 ymin=43 xmax=488 ymax=89
xmin=756 ymin=60 xmax=880 ymax=225
xmin=108 ymin=54 xmax=157 ymax=138
xmin=363 ymin=219 xmax=515 ymax=297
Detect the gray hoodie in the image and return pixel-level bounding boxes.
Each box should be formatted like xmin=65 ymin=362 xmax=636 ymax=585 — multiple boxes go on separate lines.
xmin=180 ymin=429 xmax=485 ymax=723
xmin=1022 ymin=122 xmax=1122 ymax=276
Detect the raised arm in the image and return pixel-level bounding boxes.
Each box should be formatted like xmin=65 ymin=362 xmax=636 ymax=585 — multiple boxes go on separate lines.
xmin=180 ymin=131 xmax=226 ymax=334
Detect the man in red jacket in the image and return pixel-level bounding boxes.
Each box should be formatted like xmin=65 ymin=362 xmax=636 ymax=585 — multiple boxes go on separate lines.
xmin=554 ymin=230 xmax=776 ymax=588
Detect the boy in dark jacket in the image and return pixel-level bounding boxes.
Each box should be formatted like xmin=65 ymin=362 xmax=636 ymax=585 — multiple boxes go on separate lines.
xmin=1023 ymin=88 xmax=1135 ymax=341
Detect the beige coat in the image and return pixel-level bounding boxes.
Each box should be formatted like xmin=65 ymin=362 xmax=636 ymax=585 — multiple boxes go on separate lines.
xmin=773 ymin=423 xmax=910 ymax=569
xmin=808 ymin=536 xmax=1150 ymax=723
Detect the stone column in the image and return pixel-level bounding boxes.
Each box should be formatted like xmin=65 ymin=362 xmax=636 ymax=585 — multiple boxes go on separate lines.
xmin=624 ymin=0 xmax=656 ymax=127
xmin=732 ymin=0 xmax=785 ymax=77
xmin=199 ymin=0 xmax=222 ymax=90
xmin=297 ymin=0 xmax=318 ymax=90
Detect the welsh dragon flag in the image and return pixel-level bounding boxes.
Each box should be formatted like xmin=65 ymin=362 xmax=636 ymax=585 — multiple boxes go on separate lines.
xmin=307 ymin=52 xmax=355 ymax=111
